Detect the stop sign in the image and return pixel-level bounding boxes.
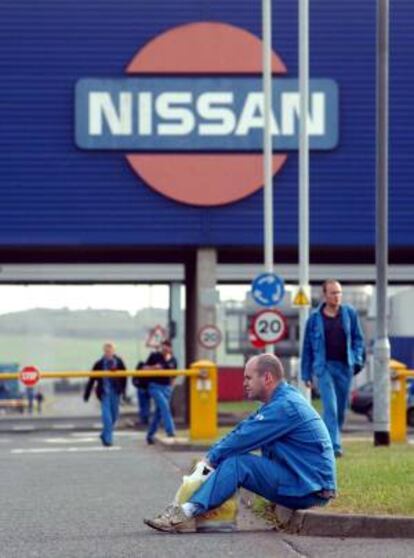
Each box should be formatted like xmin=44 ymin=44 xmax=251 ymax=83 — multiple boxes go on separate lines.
xmin=19 ymin=366 xmax=40 ymax=387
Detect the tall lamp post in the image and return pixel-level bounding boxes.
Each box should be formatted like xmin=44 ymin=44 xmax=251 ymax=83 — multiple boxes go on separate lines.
xmin=298 ymin=0 xmax=310 ymax=398
xmin=262 ymin=0 xmax=275 ymax=353
xmin=374 ymin=0 xmax=391 ymax=446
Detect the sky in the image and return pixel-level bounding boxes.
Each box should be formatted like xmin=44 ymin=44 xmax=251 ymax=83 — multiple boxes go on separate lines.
xmin=0 ymin=284 xmax=250 ymax=315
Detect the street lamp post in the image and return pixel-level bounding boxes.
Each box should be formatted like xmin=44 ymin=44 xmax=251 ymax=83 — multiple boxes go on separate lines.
xmin=374 ymin=0 xmax=391 ymax=446
xmin=262 ymin=0 xmax=274 ymax=353
xmin=298 ymin=0 xmax=310 ymax=398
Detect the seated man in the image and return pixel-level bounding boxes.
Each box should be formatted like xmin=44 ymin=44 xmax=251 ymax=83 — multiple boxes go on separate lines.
xmin=144 ymin=353 xmax=337 ymax=533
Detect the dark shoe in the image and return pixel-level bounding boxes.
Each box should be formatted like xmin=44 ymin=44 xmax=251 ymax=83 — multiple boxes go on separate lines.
xmin=334 ymin=449 xmax=344 ymax=458
xmin=146 ymin=436 xmax=155 ymax=445
xmin=100 ymin=434 xmax=112 ymax=447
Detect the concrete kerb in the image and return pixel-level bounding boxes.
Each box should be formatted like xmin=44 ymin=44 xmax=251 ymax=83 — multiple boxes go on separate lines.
xmin=240 ymin=489 xmax=414 ymax=539
xmin=152 ymin=445 xmax=414 ymax=539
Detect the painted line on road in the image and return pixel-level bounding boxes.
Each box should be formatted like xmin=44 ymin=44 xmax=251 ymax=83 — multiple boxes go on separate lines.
xmin=43 ymin=437 xmax=97 ymax=444
xmin=11 ymin=446 xmax=121 ymax=454
xmin=52 ymin=424 xmax=76 ymax=429
xmin=70 ymin=431 xmax=144 ymax=439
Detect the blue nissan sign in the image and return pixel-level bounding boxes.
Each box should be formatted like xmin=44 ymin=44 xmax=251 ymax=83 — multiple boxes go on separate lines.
xmin=75 ymin=77 xmax=338 ymax=151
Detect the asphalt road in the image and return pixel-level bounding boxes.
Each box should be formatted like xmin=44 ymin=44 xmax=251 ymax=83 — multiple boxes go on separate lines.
xmin=0 ymin=431 xmax=412 ymax=558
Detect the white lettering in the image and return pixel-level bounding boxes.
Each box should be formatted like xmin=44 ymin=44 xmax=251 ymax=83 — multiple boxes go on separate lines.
xmin=197 ymin=92 xmax=236 ymax=135
xmin=281 ymin=92 xmax=326 ymax=136
xmin=89 ymin=92 xmax=132 ymax=136
xmin=235 ymin=93 xmax=279 ymax=136
xmin=137 ymin=92 xmax=152 ymax=136
xmin=156 ymin=92 xmax=195 ymax=136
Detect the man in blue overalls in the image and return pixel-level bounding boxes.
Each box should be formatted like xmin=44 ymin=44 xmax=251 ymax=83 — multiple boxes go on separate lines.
xmin=301 ymin=280 xmax=365 ymax=457
xmin=144 ymin=353 xmax=336 ymax=533
xmin=83 ymin=342 xmax=127 ymax=447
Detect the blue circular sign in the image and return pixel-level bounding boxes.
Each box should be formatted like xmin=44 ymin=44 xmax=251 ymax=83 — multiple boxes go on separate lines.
xmin=251 ymin=273 xmax=285 ymax=307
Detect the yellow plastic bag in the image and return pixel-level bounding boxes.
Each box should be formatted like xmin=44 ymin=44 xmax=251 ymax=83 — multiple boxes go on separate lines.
xmin=174 ymin=461 xmax=238 ymax=532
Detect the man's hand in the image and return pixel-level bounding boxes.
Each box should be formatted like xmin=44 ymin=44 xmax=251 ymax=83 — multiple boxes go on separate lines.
xmin=305 ymin=380 xmax=313 ymax=389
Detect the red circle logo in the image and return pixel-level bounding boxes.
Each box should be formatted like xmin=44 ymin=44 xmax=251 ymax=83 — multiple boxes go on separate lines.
xmin=19 ymin=366 xmax=40 ymax=387
xmin=125 ymin=22 xmax=288 ymax=206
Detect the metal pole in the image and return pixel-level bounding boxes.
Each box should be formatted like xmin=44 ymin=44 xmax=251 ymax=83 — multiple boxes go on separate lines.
xmin=374 ymin=0 xmax=390 ymax=446
xmin=298 ymin=0 xmax=310 ymax=398
xmin=262 ymin=0 xmax=274 ymax=353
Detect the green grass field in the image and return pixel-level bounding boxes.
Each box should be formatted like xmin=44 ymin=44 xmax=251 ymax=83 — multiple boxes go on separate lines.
xmin=0 ymin=334 xmax=148 ymax=371
xmin=254 ymin=441 xmax=414 ymax=517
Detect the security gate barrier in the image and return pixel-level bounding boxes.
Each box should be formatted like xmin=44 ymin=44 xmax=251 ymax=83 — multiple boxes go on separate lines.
xmin=0 ymin=360 xmax=218 ymax=442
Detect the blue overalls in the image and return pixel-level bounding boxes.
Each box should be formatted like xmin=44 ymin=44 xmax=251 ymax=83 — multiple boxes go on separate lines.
xmin=189 ymin=382 xmax=336 ymax=513
xmin=301 ymin=304 xmax=365 ymax=454
xmin=100 ymin=358 xmax=120 ymax=446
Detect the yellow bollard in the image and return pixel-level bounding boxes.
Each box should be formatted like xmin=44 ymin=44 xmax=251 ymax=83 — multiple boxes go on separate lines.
xmin=189 ymin=360 xmax=218 ymax=441
xmin=390 ymin=360 xmax=408 ymax=443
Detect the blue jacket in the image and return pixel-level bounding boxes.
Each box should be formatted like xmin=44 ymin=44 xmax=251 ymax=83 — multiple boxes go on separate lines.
xmin=301 ymin=303 xmax=365 ymax=382
xmin=207 ymin=382 xmax=336 ymax=497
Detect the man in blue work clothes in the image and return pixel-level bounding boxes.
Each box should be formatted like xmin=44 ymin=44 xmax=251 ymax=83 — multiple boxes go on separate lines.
xmin=144 ymin=340 xmax=177 ymax=444
xmin=83 ymin=342 xmax=127 ymax=447
xmin=301 ymin=280 xmax=365 ymax=457
xmin=144 ymin=353 xmax=336 ymax=532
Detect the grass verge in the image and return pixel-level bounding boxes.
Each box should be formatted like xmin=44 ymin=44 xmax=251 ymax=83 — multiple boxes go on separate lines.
xmin=255 ymin=440 xmax=414 ymax=518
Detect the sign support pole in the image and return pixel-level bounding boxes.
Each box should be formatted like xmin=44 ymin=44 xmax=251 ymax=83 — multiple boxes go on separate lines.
xmin=262 ymin=0 xmax=274 ymax=353
xmin=298 ymin=0 xmax=311 ymax=398
xmin=374 ymin=0 xmax=390 ymax=446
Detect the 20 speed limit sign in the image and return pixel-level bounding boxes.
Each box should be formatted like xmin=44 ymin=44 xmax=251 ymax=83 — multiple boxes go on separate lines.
xmin=198 ymin=325 xmax=222 ymax=350
xmin=252 ymin=309 xmax=287 ymax=345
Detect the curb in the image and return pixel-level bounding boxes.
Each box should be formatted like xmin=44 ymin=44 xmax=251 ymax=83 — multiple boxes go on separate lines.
xmin=240 ymin=489 xmax=414 ymax=539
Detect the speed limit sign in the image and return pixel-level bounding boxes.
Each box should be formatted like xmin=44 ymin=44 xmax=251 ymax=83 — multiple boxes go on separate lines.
xmin=198 ymin=325 xmax=222 ymax=350
xmin=252 ymin=310 xmax=287 ymax=345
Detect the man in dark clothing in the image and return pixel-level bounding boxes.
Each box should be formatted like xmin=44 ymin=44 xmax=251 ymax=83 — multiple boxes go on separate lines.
xmin=143 ymin=340 xmax=177 ymax=444
xmin=84 ymin=342 xmax=127 ymax=446
xmin=133 ymin=360 xmax=151 ymax=425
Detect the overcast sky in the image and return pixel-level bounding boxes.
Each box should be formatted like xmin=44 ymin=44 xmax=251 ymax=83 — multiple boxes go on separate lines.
xmin=0 ymin=284 xmax=249 ymax=315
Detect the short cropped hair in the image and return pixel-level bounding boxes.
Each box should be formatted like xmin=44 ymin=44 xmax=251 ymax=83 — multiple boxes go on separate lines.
xmin=162 ymin=339 xmax=172 ymax=348
xmin=255 ymin=354 xmax=284 ymax=381
xmin=322 ymin=279 xmax=341 ymax=294
xmin=103 ymin=341 xmax=115 ymax=350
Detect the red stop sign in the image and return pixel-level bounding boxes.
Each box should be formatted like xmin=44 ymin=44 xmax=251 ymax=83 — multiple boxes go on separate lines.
xmin=19 ymin=366 xmax=40 ymax=387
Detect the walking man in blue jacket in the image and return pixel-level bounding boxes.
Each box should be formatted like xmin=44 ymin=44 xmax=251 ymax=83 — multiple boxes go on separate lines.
xmin=301 ymin=280 xmax=365 ymax=457
xmin=144 ymin=353 xmax=336 ymax=533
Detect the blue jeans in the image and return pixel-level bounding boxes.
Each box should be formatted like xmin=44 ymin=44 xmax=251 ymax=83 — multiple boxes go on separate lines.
xmin=147 ymin=383 xmax=175 ymax=440
xmin=318 ymin=361 xmax=353 ymax=453
xmin=101 ymin=389 xmax=120 ymax=445
xmin=137 ymin=387 xmax=151 ymax=425
xmin=189 ymin=454 xmax=329 ymax=513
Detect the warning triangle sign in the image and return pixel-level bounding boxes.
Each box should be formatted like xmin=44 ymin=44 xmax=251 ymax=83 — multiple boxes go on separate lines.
xmin=146 ymin=325 xmax=166 ymax=348
xmin=293 ymin=287 xmax=310 ymax=307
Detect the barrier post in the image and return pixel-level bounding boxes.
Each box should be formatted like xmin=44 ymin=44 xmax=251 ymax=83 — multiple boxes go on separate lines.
xmin=390 ymin=360 xmax=408 ymax=443
xmin=189 ymin=360 xmax=218 ymax=441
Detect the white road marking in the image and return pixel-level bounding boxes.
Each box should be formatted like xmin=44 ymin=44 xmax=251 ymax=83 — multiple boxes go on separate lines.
xmin=11 ymin=446 xmax=121 ymax=454
xmin=70 ymin=431 xmax=144 ymax=439
xmin=43 ymin=437 xmax=97 ymax=444
xmin=52 ymin=424 xmax=75 ymax=429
